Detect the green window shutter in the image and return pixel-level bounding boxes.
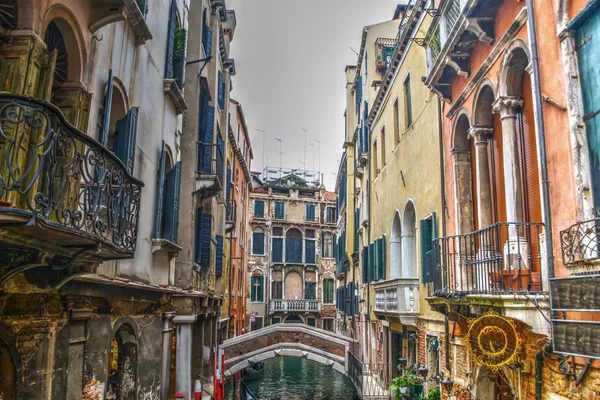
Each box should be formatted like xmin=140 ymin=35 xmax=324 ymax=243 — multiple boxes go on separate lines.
xmin=251 ymin=276 xmax=256 ymax=301
xmin=154 ymin=141 xmax=167 ymax=238
xmin=258 ymin=276 xmax=264 ymax=302
xmin=254 ymin=200 xmax=264 ymax=218
xmin=368 ymin=243 xmax=374 ymax=282
xmin=362 ymin=246 xmax=368 ymax=284
xmin=115 ymin=107 xmax=139 ymax=174
xmin=164 ymin=161 xmax=182 ymax=243
xmin=99 ymin=69 xmax=114 ymax=146
xmin=165 ymin=0 xmax=177 ymax=79
xmin=380 ymin=235 xmax=387 ymax=281
xmin=421 ymin=213 xmax=437 ymax=283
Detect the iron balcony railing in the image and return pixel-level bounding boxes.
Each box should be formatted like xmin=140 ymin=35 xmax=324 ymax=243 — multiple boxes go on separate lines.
xmin=429 ymin=222 xmax=544 ymax=297
xmin=560 ymin=215 xmax=600 ymax=265
xmin=270 ymin=299 xmax=321 ymax=313
xmin=395 ymin=0 xmax=415 ymax=41
xmin=373 ymin=277 xmax=420 ymax=314
xmin=0 ymin=94 xmax=143 ymax=253
xmin=225 ymin=199 xmax=236 ymax=223
xmin=197 ymin=142 xmax=225 ymax=183
xmin=349 ymin=359 xmax=391 ymax=399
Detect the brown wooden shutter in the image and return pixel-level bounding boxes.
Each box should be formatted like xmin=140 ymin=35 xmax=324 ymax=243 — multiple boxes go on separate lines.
xmin=470 ymin=140 xmax=479 ymax=231
xmin=490 ymin=113 xmax=507 ymax=225
xmin=520 ymin=73 xmax=542 ymax=275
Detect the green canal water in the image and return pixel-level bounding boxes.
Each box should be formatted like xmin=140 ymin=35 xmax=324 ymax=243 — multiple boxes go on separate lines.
xmin=225 ymin=357 xmax=360 ymax=400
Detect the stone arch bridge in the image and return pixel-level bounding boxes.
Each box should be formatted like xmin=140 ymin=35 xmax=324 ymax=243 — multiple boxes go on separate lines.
xmin=220 ymin=323 xmax=357 ymax=378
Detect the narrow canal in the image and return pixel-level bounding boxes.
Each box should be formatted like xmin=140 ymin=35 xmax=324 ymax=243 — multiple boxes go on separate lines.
xmin=225 ymin=357 xmax=360 ymax=400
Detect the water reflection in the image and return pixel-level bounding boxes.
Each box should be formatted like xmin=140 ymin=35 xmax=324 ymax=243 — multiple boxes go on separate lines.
xmin=226 ymin=357 xmax=359 ymax=400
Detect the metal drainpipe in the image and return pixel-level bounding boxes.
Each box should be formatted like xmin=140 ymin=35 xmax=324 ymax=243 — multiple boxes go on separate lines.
xmin=526 ymin=0 xmax=555 ymax=281
xmin=367 ymin=119 xmax=372 ymax=364
xmin=437 ymin=96 xmax=451 ymax=373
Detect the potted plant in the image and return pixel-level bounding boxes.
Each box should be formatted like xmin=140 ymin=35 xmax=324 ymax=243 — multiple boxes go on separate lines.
xmin=391 ymin=369 xmax=422 ymax=399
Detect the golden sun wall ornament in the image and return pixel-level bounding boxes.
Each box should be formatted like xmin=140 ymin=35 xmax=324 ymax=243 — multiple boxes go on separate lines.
xmin=465 ymin=310 xmax=521 ymax=372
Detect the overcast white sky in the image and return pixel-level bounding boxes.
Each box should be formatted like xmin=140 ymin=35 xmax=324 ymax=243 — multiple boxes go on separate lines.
xmin=227 ymin=0 xmax=401 ymax=190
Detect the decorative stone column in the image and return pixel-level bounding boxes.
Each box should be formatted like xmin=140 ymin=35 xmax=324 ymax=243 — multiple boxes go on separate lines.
xmin=67 ymin=310 xmax=92 ymax=400
xmin=160 ymin=312 xmax=176 ymax=400
xmin=174 ymin=315 xmax=197 ymax=400
xmin=492 ymin=96 xmax=525 ymax=231
xmin=451 ymin=148 xmax=475 ymax=235
xmin=492 ymin=97 xmax=531 ymax=289
xmin=469 ymin=126 xmax=494 ymax=229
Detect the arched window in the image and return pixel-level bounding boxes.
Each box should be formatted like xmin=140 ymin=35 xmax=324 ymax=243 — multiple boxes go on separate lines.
xmin=252 ymin=227 xmax=265 ymax=255
xmin=285 ymin=228 xmax=303 ymax=263
xmin=106 ymin=324 xmax=137 ymax=399
xmin=390 ymin=212 xmax=401 ymax=278
xmin=0 ymin=0 xmax=17 ymax=30
xmin=323 ymin=232 xmax=333 ymax=258
xmin=401 ymin=202 xmax=417 ymax=278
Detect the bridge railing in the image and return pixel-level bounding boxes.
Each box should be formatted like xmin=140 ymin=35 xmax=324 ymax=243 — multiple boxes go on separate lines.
xmin=348 ymin=352 xmax=390 ymax=398
xmin=270 ymin=299 xmax=322 ymax=312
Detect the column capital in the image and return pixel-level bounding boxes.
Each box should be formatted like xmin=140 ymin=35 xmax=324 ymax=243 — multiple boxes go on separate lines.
xmin=468 ymin=126 xmax=493 ymax=143
xmin=173 ymin=315 xmax=197 ymax=325
xmin=492 ymin=96 xmax=523 ymax=118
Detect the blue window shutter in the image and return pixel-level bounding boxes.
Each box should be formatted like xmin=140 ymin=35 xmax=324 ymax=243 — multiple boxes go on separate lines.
xmin=165 ymin=0 xmax=177 ymax=79
xmin=226 ymin=167 xmax=232 ymax=199
xmin=203 ymin=9 xmax=212 ymax=57
xmin=215 ymin=235 xmax=223 ymax=277
xmin=197 ymin=87 xmax=210 ymax=171
xmin=154 ymin=141 xmax=167 ymax=238
xmin=200 ymin=213 xmax=212 ymax=267
xmin=100 ymin=69 xmax=114 ymax=146
xmin=115 ymin=107 xmax=139 ymax=174
xmin=272 ymin=238 xmax=283 ymax=262
xmin=203 ymin=105 xmax=215 ymax=174
xmin=164 ymin=162 xmax=182 ymax=243
xmin=218 ymin=70 xmax=225 ymax=109
xmin=194 ymin=208 xmax=203 ymax=266
xmin=253 ymin=232 xmax=264 ymax=255
xmin=275 ymin=202 xmax=284 ymax=219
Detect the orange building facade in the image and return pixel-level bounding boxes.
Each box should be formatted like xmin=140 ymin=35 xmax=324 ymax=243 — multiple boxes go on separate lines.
xmin=225 ymin=99 xmax=253 ymax=338
xmin=422 ymin=0 xmax=600 ymax=398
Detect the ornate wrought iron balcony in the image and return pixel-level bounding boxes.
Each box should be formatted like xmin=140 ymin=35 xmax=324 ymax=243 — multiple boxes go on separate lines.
xmin=429 ymin=222 xmax=544 ymax=297
xmin=560 ymin=216 xmax=600 ymax=267
xmin=373 ymin=277 xmax=420 ymax=315
xmin=225 ymin=199 xmax=236 ymax=233
xmin=0 ymin=94 xmax=143 ymax=260
xmin=270 ymin=299 xmax=322 ymax=313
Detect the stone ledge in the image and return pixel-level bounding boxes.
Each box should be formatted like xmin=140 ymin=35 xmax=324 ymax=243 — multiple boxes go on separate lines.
xmin=164 ymin=79 xmax=188 ymax=115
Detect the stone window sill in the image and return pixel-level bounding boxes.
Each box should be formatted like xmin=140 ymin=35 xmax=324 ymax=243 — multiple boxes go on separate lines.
xmin=164 ymin=79 xmax=188 ymax=115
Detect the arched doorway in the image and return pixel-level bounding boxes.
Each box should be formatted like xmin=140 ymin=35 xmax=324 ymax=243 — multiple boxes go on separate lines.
xmin=452 ymin=113 xmax=475 ymax=235
xmin=284 ymin=271 xmax=302 ymax=300
xmin=390 ymin=211 xmax=401 ymax=278
xmin=472 ymin=366 xmax=515 ymax=400
xmin=106 ymin=323 xmax=137 ymax=399
xmin=284 ymin=315 xmax=303 ymax=324
xmin=401 ymin=202 xmax=417 ymax=278
xmin=0 ymin=339 xmax=17 ymax=400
